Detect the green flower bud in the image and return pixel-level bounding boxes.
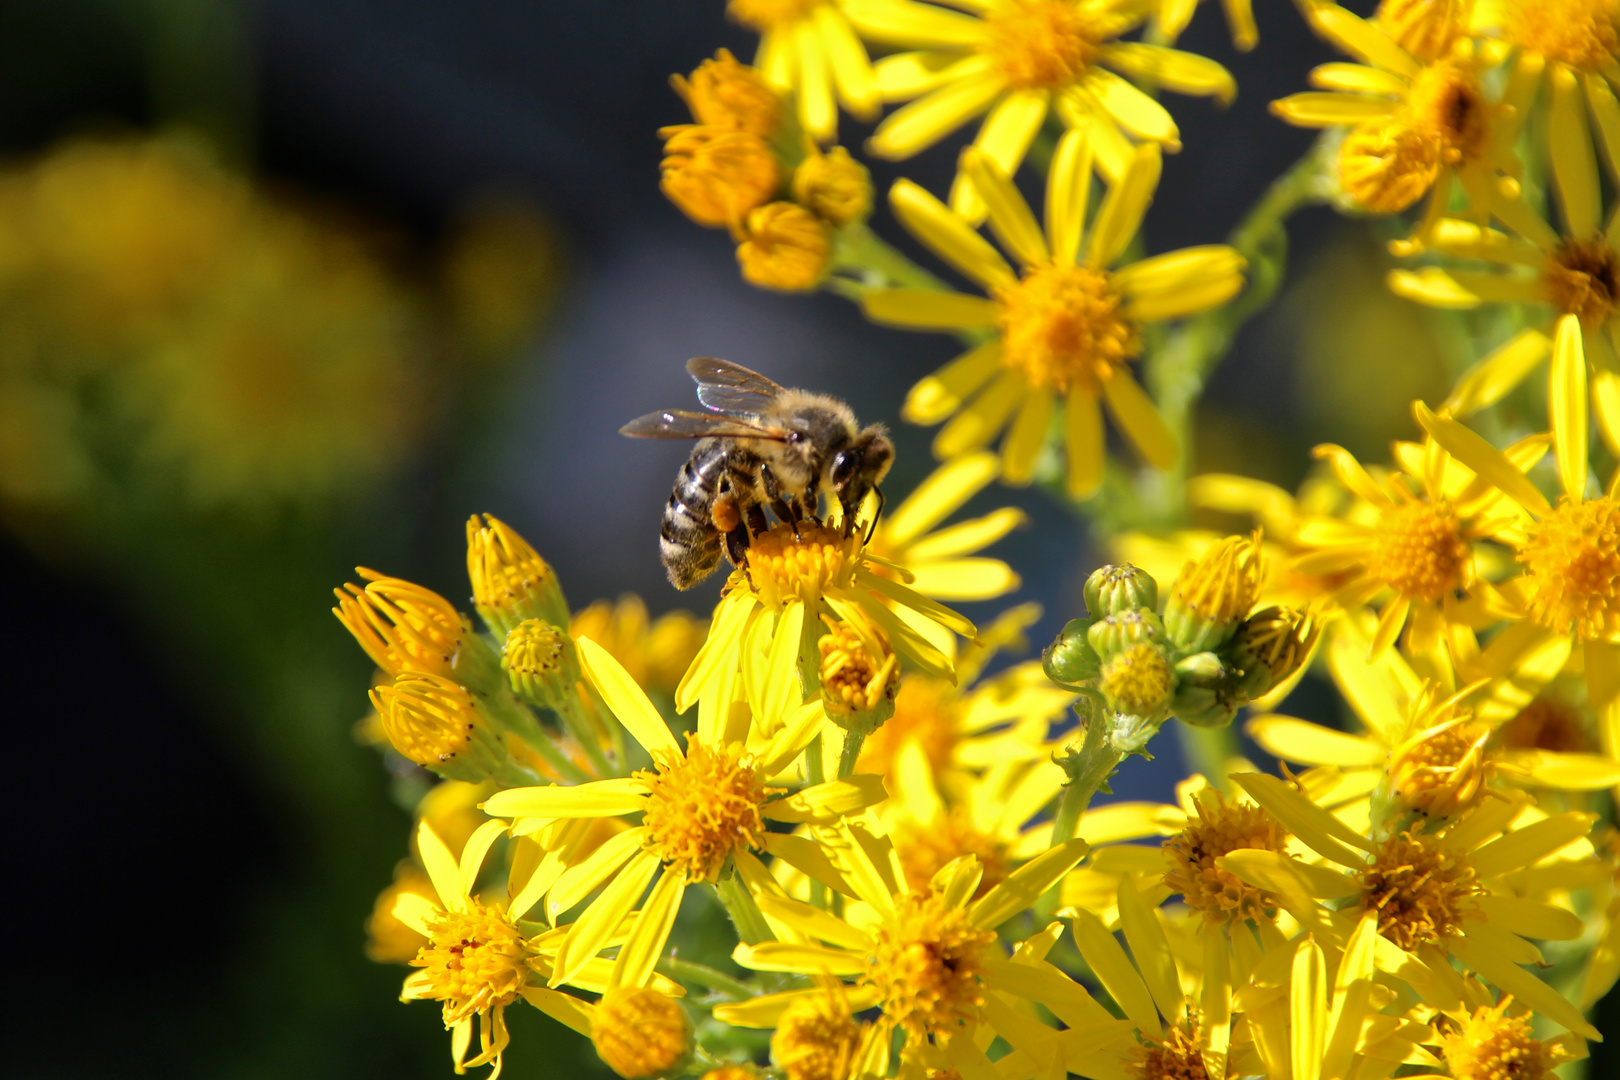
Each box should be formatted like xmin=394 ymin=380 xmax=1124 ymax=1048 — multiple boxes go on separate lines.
xmin=467 ymin=513 xmax=571 ymax=637
xmin=1163 ymin=533 xmax=1265 ymax=654
xmin=1043 ymin=617 xmax=1102 ymax=689
xmin=1099 ymin=641 xmax=1175 ymax=723
xmin=1169 ymin=682 xmax=1239 ymax=728
xmin=1228 ymin=605 xmax=1321 ymax=700
xmin=503 ymin=619 xmax=574 ymax=710
xmin=1084 ymin=564 xmax=1158 ymax=618
xmin=1173 ymin=651 xmax=1227 ymax=685
xmin=1087 ymin=609 xmax=1165 ymax=659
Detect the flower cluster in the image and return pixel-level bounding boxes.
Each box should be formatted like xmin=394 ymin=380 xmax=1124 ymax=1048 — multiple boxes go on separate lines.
xmin=334 ymin=0 xmax=1620 ymax=1075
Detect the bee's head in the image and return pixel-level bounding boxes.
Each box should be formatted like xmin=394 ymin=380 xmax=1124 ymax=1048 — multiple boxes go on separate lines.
xmin=829 ymin=425 xmax=893 ymax=520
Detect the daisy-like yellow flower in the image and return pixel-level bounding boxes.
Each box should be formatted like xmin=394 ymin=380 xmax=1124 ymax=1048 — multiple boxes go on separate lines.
xmin=728 ymin=0 xmax=881 ymax=142
xmin=1412 ymin=403 xmax=1620 ymax=717
xmin=568 ymin=594 xmax=705 ymax=701
xmin=1291 ymin=434 xmax=1534 ymax=662
xmin=1217 ymin=770 xmax=1603 ymax=1041
xmin=866 ymin=450 xmax=1027 ymax=601
xmin=716 ymin=841 xmax=1091 ymax=1071
xmin=845 ymin=0 xmax=1234 ymax=219
xmin=1273 ymin=1 xmax=1514 ymax=242
xmin=866 ymin=144 xmax=1245 ymax=497
xmin=391 ymin=820 xmax=611 ymax=1077
xmin=483 ymin=637 xmax=886 ymax=991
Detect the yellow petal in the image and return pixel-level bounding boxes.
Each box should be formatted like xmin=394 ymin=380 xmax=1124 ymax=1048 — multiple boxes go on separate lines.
xmin=1100 ymin=43 xmax=1235 ymax=103
xmin=521 ymin=987 xmax=596 ymax=1037
xmin=952 ymin=89 xmax=1050 ymax=225
xmin=611 ymin=869 xmax=687 ymax=989
xmin=866 ymin=287 xmax=1000 ymax=330
xmin=1475 ymin=894 xmax=1586 ymax=940
xmin=883 ymin=450 xmax=1000 ymax=544
xmin=392 ymin=891 xmax=440 ymax=937
xmin=1123 ymin=271 xmax=1244 ymax=321
xmin=935 ymin=370 xmax=1025 ymax=458
xmin=1084 ymin=68 xmax=1181 ymax=147
xmin=753 ymin=891 xmax=873 ymax=950
xmin=1550 ymin=66 xmax=1600 ymax=237
xmin=1469 ymin=811 xmax=1597 ymax=876
xmin=874 ymin=51 xmax=993 ymax=100
xmin=1290 ymin=938 xmax=1327 ymax=1080
xmin=554 ymin=850 xmax=661 ymax=987
xmin=906 ymin=505 xmax=1026 ymax=560
xmin=1101 ymin=371 xmax=1178 ymax=469
xmin=1003 ymin=386 xmax=1054 ymax=484
xmin=843 ymin=0 xmax=986 ymax=47
xmin=1551 ymin=314 xmax=1590 ymax=499
xmin=815 ymin=5 xmax=880 ymax=118
xmin=1306 ymin=4 xmax=1417 ymax=77
xmin=1388 ymin=267 xmax=1483 ymax=309
xmin=1584 ymin=70 xmax=1620 ymax=184
xmin=1451 ymin=935 xmax=1603 ymax=1039
xmin=418 ymin=820 xmax=467 ymax=912
xmin=961 ymin=144 xmax=1048 ymax=266
xmin=1321 ymin=914 xmax=1379 ymax=1080
xmin=1245 ymin=714 xmax=1385 ymax=766
xmin=1270 ymin=91 xmax=1398 ymax=126
xmin=1114 ymin=245 xmax=1247 ymax=299
xmin=459 ymin=818 xmax=510 ymax=899
xmin=1117 ymin=878 xmax=1185 ymax=1023
xmin=733 ymin=940 xmax=867 ymax=974
xmin=548 ymin=826 xmax=649 ymax=916
xmin=676 ymin=588 xmax=750 ymax=714
xmin=1505 ymin=749 xmax=1620 ymax=789
xmin=1231 ymin=772 xmax=1373 ymax=866
xmin=972 ymin=838 xmax=1090 ymax=930
xmin=903 ymin=339 xmax=1003 ymax=425
xmin=756 ymin=699 xmax=829 ymax=776
xmin=578 ymin=635 xmax=680 ymax=757
xmin=1065 ymin=385 xmax=1104 ymax=497
xmin=1071 ymin=907 xmax=1162 ymax=1039
xmin=905 ymin=557 xmax=1021 ymax=599
xmin=1308 ymin=62 xmax=1406 ymax=96
xmin=890 ymin=177 xmax=1016 ymax=289
xmin=1412 ymin=401 xmax=1551 ymax=517
xmin=1088 ymin=143 xmax=1162 ymax=267
xmin=793 ymin=18 xmax=836 ymax=142
xmin=484 ymin=779 xmax=650 ymax=820
xmin=766 ymin=774 xmax=888 ymax=822
xmin=1047 ymin=126 xmax=1093 ymax=266
xmin=868 ymin=72 xmax=1005 ymax=159
xmin=1444 ymin=328 xmax=1551 ymax=415
xmin=1216 ymin=849 xmax=1361 ymax=899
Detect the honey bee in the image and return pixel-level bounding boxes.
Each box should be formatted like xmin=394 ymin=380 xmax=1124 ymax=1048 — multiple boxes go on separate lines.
xmin=620 ymin=357 xmax=894 ymax=590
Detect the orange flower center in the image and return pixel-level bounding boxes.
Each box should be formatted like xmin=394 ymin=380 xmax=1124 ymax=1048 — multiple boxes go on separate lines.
xmin=995 ymin=262 xmax=1138 ymax=393
xmin=413 ymin=898 xmax=534 ymax=1024
xmin=1406 ymin=61 xmax=1490 ymax=164
xmin=640 ymin=740 xmax=773 ymax=881
xmin=862 ymin=889 xmax=994 ymax=1044
xmin=1544 ymin=238 xmax=1620 ymax=326
xmin=981 ymin=0 xmax=1101 ymax=89
xmin=1163 ymin=791 xmax=1289 ymax=925
xmin=1369 ymin=499 xmax=1471 ymax=603
xmin=1506 ymin=0 xmax=1620 ymax=69
xmin=1518 ymin=495 xmax=1620 ymax=641
xmin=1359 ymin=830 xmax=1477 ymax=950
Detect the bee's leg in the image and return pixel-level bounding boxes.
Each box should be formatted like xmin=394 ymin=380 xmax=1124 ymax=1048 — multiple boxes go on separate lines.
xmin=725 ymin=525 xmax=754 ymax=587
xmin=864 ymin=487 xmax=886 ymax=544
xmin=760 ymin=464 xmax=802 ymax=539
xmin=745 ymin=504 xmax=770 ymax=537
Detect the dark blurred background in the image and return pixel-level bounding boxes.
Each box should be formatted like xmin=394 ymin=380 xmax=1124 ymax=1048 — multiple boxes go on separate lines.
xmin=3 ymin=2 xmax=1582 ymax=1078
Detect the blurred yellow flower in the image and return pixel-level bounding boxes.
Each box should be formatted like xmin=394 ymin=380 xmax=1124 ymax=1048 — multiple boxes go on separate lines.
xmin=729 ymin=0 xmax=881 ymax=142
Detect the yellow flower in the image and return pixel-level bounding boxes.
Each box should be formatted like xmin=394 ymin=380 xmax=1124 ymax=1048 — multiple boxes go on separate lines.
xmin=866 ymin=145 xmax=1244 ymax=497
xmin=1411 ymin=403 xmax=1620 ymax=715
xmin=1440 ymin=996 xmax=1574 ymax=1080
xmin=366 ymin=862 xmax=437 ymax=964
xmin=591 ymin=985 xmax=692 ymax=1079
xmin=392 ymin=820 xmax=606 ymax=1077
xmin=1291 ymin=436 xmax=1527 ymax=662
xmin=728 ymin=0 xmax=881 ymax=142
xmin=334 ymin=569 xmax=467 ymax=678
xmin=736 ymin=201 xmax=831 ymax=291
xmin=718 ymin=842 xmax=1091 ymax=1071
xmin=847 ymin=0 xmax=1234 ymax=220
xmin=770 ymin=987 xmax=882 ymax=1080
xmin=865 ymin=451 xmax=1026 ymax=601
xmin=483 ymin=638 xmax=885 ymax=991
xmin=791 ymin=144 xmax=873 ymax=226
xmin=1218 ymin=770 xmax=1603 ymax=1041
xmin=1272 ymin=2 xmax=1514 ymax=242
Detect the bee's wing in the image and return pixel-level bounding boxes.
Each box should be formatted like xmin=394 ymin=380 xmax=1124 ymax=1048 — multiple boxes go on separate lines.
xmin=619 ymin=409 xmax=789 ymax=440
xmin=687 ymin=356 xmax=786 ymax=415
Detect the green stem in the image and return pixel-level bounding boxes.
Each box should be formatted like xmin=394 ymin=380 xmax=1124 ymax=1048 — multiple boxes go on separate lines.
xmin=1050 ymin=696 xmax=1123 ymax=845
xmin=655 ymin=957 xmax=757 ymax=1001
xmin=482 ymin=690 xmax=593 ymax=785
xmin=836 ymin=729 xmax=867 ymax=779
xmin=829 ymin=223 xmax=952 ymax=292
xmin=1141 ymin=134 xmax=1335 ymax=526
xmin=555 ymin=695 xmax=616 ymax=779
xmin=803 ymin=733 xmax=830 ymax=909
xmin=713 ymin=873 xmax=774 ymax=946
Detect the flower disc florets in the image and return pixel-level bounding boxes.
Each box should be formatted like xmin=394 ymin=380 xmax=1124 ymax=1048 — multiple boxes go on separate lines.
xmin=744 ymin=521 xmax=860 ymax=608
xmin=738 ymin=202 xmax=830 ymax=292
xmin=336 ymin=571 xmax=466 ymax=677
xmin=1390 ymin=716 xmax=1490 ymax=817
xmin=467 ymin=514 xmax=569 ymax=633
xmin=995 ymin=262 xmax=1138 ymax=393
xmin=1131 ymin=1019 xmax=1211 ymax=1080
xmin=1518 ymin=495 xmax=1620 ymax=641
xmin=1359 ymin=830 xmax=1478 ymax=949
xmin=1370 ymin=498 xmax=1471 ymax=602
xmin=771 ymin=991 xmax=866 ymax=1080
xmin=982 ymin=0 xmax=1101 ymax=89
xmin=593 ymin=986 xmax=692 ymax=1079
xmin=862 ymin=888 xmax=995 ymax=1044
xmin=1100 ymin=642 xmax=1175 ymax=717
xmin=1441 ymin=998 xmax=1559 ymax=1080
xmin=413 ymin=898 xmax=535 ymax=1024
xmin=675 ymin=49 xmax=779 ymax=137
xmin=1338 ymin=119 xmax=1440 ymax=213
xmin=1163 ymin=790 xmax=1288 ymax=925
xmin=1506 ymin=0 xmax=1620 ymax=69
xmin=1165 ymin=533 xmax=1264 ymax=651
xmin=1544 ymin=239 xmax=1620 ymax=326
xmin=639 ymin=739 xmax=772 ymax=881
xmin=896 ymin=812 xmax=1011 ymax=899
xmin=660 ymin=126 xmax=780 ymax=230
xmin=1406 ymin=60 xmax=1490 ymax=164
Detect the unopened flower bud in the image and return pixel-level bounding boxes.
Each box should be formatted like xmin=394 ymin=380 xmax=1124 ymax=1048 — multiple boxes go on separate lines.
xmin=1084 ymin=563 xmax=1158 ymax=618
xmin=334 ymin=570 xmax=467 ymax=677
xmin=502 ymin=619 xmax=573 ymax=709
xmin=369 ymin=671 xmax=508 ymax=783
xmin=467 ymin=513 xmax=570 ymax=637
xmin=792 ymin=145 xmax=871 ymax=226
xmin=660 ymin=125 xmax=780 ymax=229
xmin=771 ymin=991 xmax=867 ymax=1080
xmin=1087 ymin=608 xmax=1165 ymax=660
xmin=1228 ymin=605 xmax=1320 ymax=700
xmin=817 ymin=615 xmax=898 ymax=734
xmin=593 ymin=986 xmax=692 ymax=1079
xmin=737 ymin=201 xmax=829 ymax=291
xmin=1337 ymin=119 xmax=1439 ymax=215
xmin=1099 ymin=641 xmax=1175 ymax=723
xmin=1164 ymin=532 xmax=1264 ymax=653
xmin=672 ymin=48 xmax=779 ymax=136
xmin=1043 ymin=617 xmax=1102 ymax=690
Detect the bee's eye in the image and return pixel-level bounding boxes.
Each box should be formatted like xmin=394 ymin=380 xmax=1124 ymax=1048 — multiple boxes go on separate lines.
xmin=831 ymin=449 xmax=860 ymax=485
xmin=787 ymin=430 xmax=803 ymax=444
